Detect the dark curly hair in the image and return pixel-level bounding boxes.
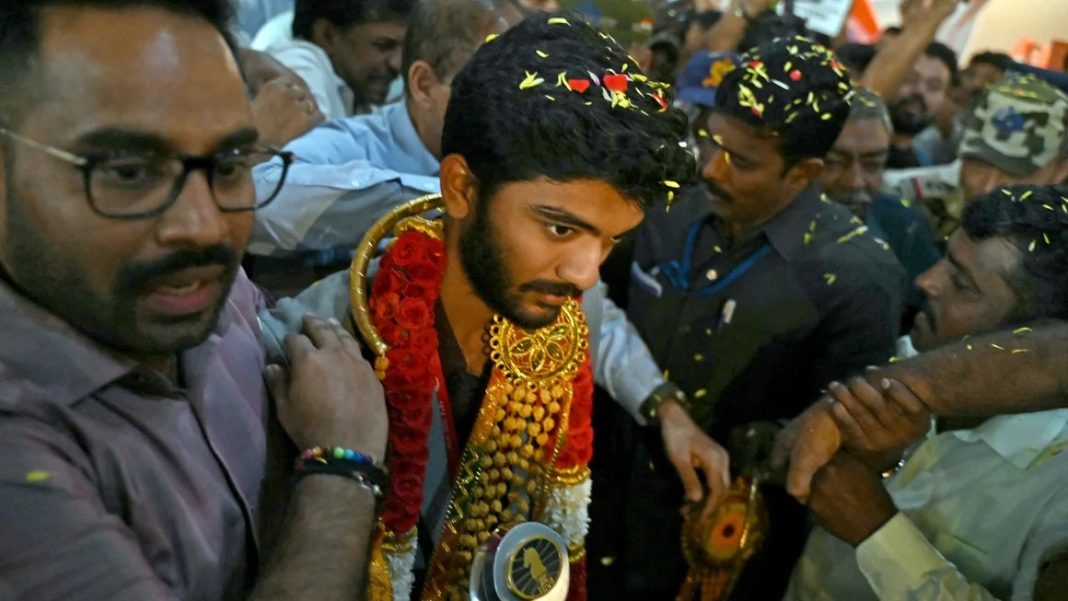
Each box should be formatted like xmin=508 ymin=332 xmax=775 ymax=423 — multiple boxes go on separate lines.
xmin=713 ymin=36 xmax=853 ymax=170
xmin=442 ymin=11 xmax=695 ymax=210
xmin=292 ymin=0 xmax=415 ymax=40
xmin=962 ymin=184 xmax=1068 ymax=321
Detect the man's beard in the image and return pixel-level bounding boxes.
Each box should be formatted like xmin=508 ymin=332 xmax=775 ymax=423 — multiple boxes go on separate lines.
xmin=827 ymin=189 xmax=874 ymax=218
xmin=889 ymin=94 xmax=932 ymax=136
xmin=4 ymin=170 xmax=237 ymax=355
xmin=459 ymin=199 xmax=580 ymax=331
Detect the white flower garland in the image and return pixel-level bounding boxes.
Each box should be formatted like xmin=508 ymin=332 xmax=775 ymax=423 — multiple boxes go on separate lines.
xmin=385 ymin=544 xmax=418 ymax=601
xmin=543 ymin=477 xmax=593 ymax=548
xmin=384 ymin=476 xmax=592 ymax=599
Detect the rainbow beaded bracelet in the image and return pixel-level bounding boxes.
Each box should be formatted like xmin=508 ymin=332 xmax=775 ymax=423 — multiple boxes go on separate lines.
xmin=294 ymin=446 xmax=388 ymax=497
xmin=297 ymin=446 xmax=381 ymax=468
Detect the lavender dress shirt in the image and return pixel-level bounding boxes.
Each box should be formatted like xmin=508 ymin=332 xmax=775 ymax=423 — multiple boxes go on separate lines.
xmin=0 ymin=272 xmax=280 ymax=601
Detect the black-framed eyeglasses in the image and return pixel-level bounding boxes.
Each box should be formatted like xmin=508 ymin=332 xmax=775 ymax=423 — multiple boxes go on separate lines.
xmin=0 ymin=127 xmax=293 ymax=219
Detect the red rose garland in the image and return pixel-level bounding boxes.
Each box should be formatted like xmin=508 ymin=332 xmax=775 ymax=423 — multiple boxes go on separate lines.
xmin=370 ymin=227 xmax=596 ymax=541
xmin=370 ymin=230 xmax=447 ymax=534
xmin=554 ymin=357 xmax=594 ymax=469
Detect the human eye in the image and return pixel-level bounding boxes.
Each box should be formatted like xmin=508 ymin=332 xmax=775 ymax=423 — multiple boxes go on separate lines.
xmin=212 ymin=149 xmax=257 ymax=183
xmin=950 ymin=271 xmax=972 ymax=293
xmin=372 ymin=39 xmax=399 ymax=52
xmin=545 ymin=223 xmax=577 ymax=238
xmin=93 ymin=156 xmax=168 ymax=189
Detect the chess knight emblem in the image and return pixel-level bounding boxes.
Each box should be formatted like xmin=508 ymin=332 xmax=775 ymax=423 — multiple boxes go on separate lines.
xmin=470 ymin=522 xmax=570 ymax=601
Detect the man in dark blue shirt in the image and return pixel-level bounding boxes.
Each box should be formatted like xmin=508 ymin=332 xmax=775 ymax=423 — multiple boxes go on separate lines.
xmin=819 ymin=88 xmax=941 ymax=328
xmin=600 ymin=37 xmax=904 ymax=601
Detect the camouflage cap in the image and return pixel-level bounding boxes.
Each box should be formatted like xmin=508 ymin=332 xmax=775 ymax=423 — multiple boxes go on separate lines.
xmin=960 ymin=72 xmax=1068 ymax=176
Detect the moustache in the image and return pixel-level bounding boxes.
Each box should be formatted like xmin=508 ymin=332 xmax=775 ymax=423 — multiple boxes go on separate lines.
xmin=704 ymin=180 xmax=733 ymax=204
xmin=893 ymin=93 xmax=928 ymax=113
xmin=115 ymin=245 xmax=238 ymax=296
xmin=519 ymin=280 xmax=583 ymax=298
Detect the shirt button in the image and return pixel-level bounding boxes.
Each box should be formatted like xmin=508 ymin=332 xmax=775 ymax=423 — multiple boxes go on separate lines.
xmin=706 ymin=269 xmax=719 ymax=281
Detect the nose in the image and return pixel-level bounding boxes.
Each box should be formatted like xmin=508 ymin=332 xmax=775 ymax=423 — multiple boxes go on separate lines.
xmin=701 ymin=147 xmax=729 ymax=185
xmin=155 ymin=171 xmax=229 ymax=248
xmin=915 ymin=260 xmax=944 ymax=299
xmin=844 ymin=160 xmax=865 ymax=192
xmin=557 ymin=240 xmax=602 ymax=292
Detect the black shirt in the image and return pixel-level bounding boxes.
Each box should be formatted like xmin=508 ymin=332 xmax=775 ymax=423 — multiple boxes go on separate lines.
xmin=593 ymin=184 xmax=903 ymax=600
xmin=629 ymin=184 xmax=903 ymax=435
xmin=435 ymin=301 xmax=491 ymax=447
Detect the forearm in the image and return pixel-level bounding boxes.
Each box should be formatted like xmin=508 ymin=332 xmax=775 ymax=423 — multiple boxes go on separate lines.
xmin=861 ymin=17 xmax=944 ymax=99
xmin=250 ymin=475 xmax=378 ymax=600
xmin=586 ymin=284 xmax=663 ymax=423
xmin=249 ymin=177 xmax=436 ymax=256
xmin=703 ymin=10 xmax=748 ymax=53
xmin=874 ymin=322 xmax=1068 ymax=415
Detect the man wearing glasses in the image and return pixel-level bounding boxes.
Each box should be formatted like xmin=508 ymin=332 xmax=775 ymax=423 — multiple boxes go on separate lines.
xmin=0 ymin=1 xmax=386 ymax=600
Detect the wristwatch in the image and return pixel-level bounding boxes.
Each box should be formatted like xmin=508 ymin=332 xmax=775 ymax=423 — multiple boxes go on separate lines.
xmin=640 ymin=382 xmax=692 ymax=424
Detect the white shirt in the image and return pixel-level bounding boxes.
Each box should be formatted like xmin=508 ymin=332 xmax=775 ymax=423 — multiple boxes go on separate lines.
xmin=786 ymin=406 xmax=1068 ymax=600
xmin=250 ymin=10 xmax=293 ymax=51
xmin=263 ymin=38 xmax=353 ymax=120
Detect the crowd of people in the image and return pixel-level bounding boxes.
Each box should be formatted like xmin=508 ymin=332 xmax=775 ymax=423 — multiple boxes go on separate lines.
xmin=2 ymin=0 xmax=1067 ymax=600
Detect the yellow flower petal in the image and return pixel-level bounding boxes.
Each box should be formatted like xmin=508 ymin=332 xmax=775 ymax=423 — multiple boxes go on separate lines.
xmin=26 ymin=470 xmax=50 ymax=483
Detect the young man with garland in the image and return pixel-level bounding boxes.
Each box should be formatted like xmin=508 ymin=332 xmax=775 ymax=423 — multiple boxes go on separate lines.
xmin=261 ymin=12 xmax=700 ymax=601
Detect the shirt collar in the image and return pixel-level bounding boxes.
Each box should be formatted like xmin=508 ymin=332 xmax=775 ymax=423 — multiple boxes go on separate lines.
xmin=950 ymin=409 xmax=1068 ymax=470
xmin=389 ymin=101 xmax=441 ymax=175
xmin=0 ymin=277 xmax=135 ymax=406
xmin=757 ymin=184 xmax=829 ymax=261
xmin=0 ymin=275 xmax=240 ymax=407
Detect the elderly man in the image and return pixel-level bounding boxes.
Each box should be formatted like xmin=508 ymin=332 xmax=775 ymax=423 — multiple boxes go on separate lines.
xmin=819 ymin=88 xmax=941 ymax=324
xmin=0 ymin=1 xmax=385 ymax=599
xmin=784 ymin=185 xmax=1068 ymax=599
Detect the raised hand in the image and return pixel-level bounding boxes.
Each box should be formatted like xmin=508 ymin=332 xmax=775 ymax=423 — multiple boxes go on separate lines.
xmin=827 ymin=376 xmax=931 ymax=469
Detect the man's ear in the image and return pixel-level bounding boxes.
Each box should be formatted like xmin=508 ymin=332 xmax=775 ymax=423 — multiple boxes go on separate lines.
xmin=439 ymin=154 xmax=479 ymax=220
xmin=785 ymin=158 xmax=824 ymax=199
xmin=406 ymin=60 xmax=441 ymax=107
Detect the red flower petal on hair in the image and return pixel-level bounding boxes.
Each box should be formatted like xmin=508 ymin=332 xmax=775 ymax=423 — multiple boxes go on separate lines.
xmin=748 ymin=60 xmax=763 ymax=69
xmin=603 ymin=73 xmax=628 ymax=93
xmin=789 ymin=69 xmax=802 ymax=81
xmin=651 ymin=92 xmax=669 ymax=111
xmin=568 ymin=78 xmax=591 ymax=93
